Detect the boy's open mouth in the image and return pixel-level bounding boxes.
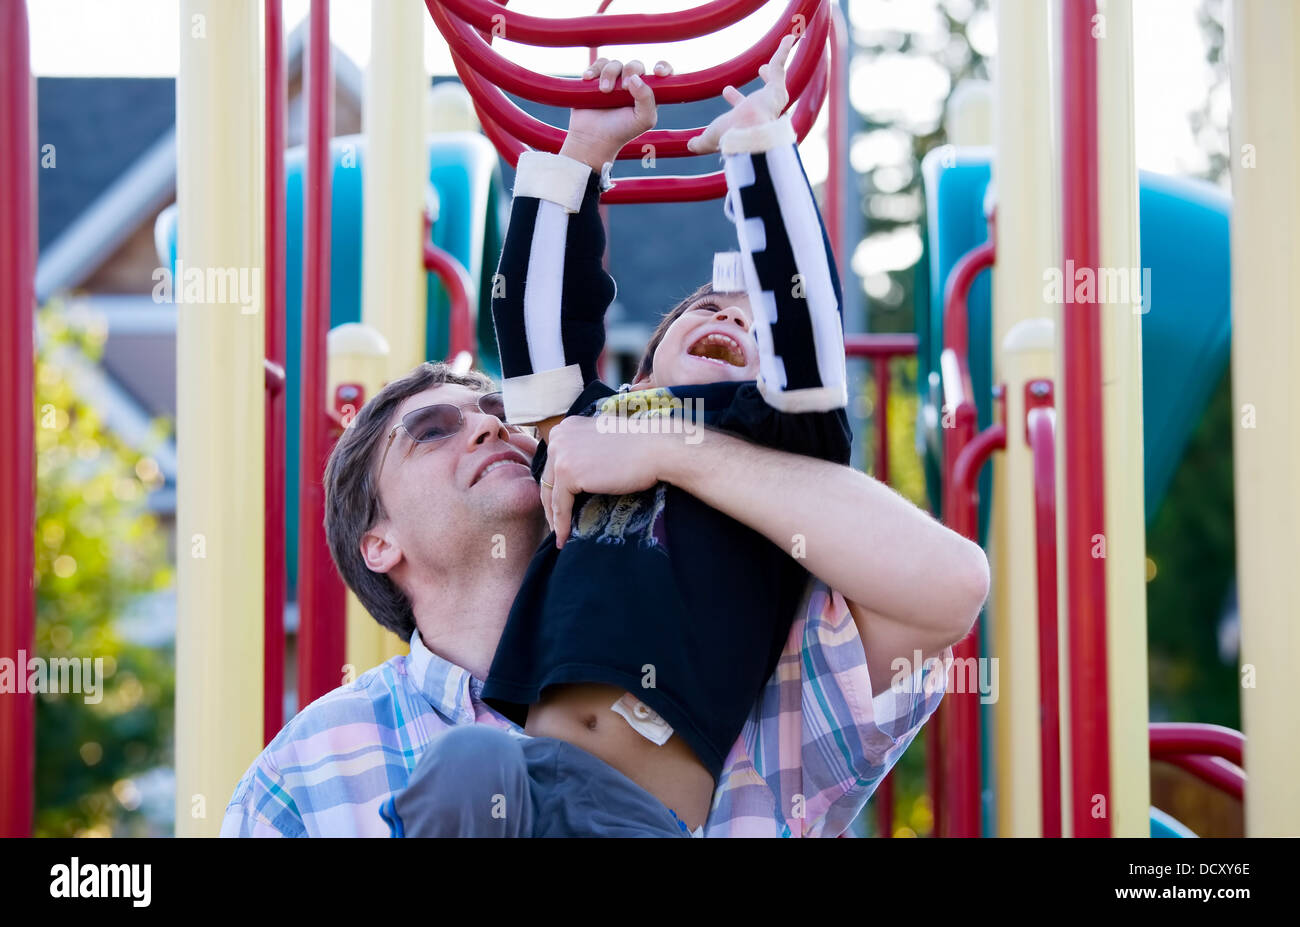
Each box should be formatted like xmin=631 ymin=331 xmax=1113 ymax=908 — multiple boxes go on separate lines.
xmin=687 ymin=332 xmax=747 ymax=368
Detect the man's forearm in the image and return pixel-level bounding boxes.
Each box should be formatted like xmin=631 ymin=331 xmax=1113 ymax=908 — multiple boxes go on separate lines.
xmin=659 ymin=427 xmax=988 ymax=638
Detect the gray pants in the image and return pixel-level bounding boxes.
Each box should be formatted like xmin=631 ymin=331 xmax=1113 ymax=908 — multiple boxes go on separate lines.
xmin=386 ymin=725 xmax=692 ymax=837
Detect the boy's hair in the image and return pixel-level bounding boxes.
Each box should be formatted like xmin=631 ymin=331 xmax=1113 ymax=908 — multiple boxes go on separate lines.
xmin=323 ymin=361 xmax=495 ymax=641
xmin=634 ymin=282 xmax=715 ymax=383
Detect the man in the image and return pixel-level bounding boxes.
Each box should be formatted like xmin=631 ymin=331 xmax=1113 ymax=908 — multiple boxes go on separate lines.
xmin=220 ymin=360 xmax=988 ymax=837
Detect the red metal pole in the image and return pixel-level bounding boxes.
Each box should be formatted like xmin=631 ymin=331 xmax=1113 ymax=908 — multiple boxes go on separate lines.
xmin=1060 ymin=0 xmax=1111 ymax=837
xmin=826 ymin=1 xmax=847 ymax=272
xmin=874 ymin=358 xmax=890 ymax=482
xmin=948 ymin=423 xmax=1005 ymax=838
xmin=298 ymin=0 xmax=345 ymax=708
xmin=843 ymin=334 xmax=919 ymax=358
xmin=842 ymin=338 xmax=922 ymax=839
xmin=263 ymin=0 xmax=287 ymax=745
xmin=1026 ymin=384 xmax=1061 ymax=837
xmin=934 ymin=235 xmax=994 ymax=838
xmin=0 ymin=0 xmax=35 ymax=839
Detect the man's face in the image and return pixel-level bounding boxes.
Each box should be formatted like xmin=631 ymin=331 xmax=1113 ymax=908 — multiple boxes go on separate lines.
xmin=365 ymin=383 xmax=542 ymax=577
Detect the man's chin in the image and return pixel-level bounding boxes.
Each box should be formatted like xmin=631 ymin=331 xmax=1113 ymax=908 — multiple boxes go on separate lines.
xmin=477 ymin=469 xmax=544 ymax=514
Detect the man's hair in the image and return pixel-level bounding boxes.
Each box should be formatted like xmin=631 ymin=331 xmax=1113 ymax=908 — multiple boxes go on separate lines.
xmin=323 ymin=361 xmax=494 ymax=642
xmin=634 ymin=282 xmax=714 ymax=383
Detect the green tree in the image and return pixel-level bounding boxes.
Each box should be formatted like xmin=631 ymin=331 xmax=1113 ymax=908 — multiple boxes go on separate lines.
xmin=33 ymin=305 xmax=174 ymax=837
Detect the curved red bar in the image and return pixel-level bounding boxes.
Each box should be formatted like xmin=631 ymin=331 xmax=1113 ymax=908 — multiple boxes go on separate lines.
xmin=1149 ymin=722 xmax=1245 ymax=768
xmin=1161 ymin=754 xmax=1245 ymax=802
xmin=461 ymin=29 xmax=830 ymax=203
xmin=423 ymin=240 xmax=477 ymax=361
xmin=439 ymin=0 xmax=769 ymax=47
xmin=952 ymin=424 xmax=1005 ymax=510
xmin=427 ymin=0 xmax=821 ymax=109
xmin=934 ymin=232 xmax=995 ymax=839
xmin=941 ymin=239 xmax=995 ymax=363
xmin=435 ymin=0 xmax=827 ymax=156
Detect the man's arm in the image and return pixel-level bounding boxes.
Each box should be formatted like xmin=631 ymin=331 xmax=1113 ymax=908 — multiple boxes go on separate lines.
xmin=541 ymin=418 xmax=988 ymax=693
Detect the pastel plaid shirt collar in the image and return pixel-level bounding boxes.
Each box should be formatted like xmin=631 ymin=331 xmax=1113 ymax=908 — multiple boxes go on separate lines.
xmin=221 ymin=579 xmax=949 ymax=838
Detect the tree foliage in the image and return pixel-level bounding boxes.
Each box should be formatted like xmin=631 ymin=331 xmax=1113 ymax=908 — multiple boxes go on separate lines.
xmin=33 ymin=306 xmax=174 ymax=837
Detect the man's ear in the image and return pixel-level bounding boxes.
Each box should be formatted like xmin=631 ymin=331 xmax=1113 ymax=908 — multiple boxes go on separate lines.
xmin=360 ymin=523 xmax=403 ymax=575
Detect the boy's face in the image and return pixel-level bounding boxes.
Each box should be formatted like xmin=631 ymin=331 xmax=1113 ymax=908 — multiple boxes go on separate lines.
xmin=645 ymin=291 xmax=759 ymax=388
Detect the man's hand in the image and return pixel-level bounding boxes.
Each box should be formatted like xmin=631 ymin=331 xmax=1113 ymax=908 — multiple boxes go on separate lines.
xmin=686 ymin=32 xmax=797 ymax=155
xmin=560 ymin=58 xmax=674 ymax=172
xmin=538 ymin=415 xmax=675 ymax=547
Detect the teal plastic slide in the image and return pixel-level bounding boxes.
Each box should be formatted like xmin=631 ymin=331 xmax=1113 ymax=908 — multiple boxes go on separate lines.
xmin=916 ymin=149 xmax=1231 ymax=534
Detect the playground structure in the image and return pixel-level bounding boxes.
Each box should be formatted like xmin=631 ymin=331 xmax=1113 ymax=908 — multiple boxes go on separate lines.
xmin=0 ymin=0 xmax=1297 ymax=838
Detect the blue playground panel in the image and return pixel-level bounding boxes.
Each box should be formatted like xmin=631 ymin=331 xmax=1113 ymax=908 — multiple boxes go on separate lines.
xmin=916 ymin=149 xmax=1232 ymax=838
xmin=158 ymin=133 xmax=506 ymax=598
xmin=917 ymin=150 xmax=1232 ymax=529
xmin=1150 ymin=807 xmax=1198 ymax=837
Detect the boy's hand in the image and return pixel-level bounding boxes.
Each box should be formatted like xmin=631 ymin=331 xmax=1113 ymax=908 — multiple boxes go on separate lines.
xmin=560 ymin=59 xmax=674 ymax=172
xmin=686 ymin=32 xmax=797 ymax=155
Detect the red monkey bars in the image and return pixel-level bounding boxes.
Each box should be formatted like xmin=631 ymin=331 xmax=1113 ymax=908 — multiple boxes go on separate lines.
xmin=426 ymin=0 xmax=833 ymax=203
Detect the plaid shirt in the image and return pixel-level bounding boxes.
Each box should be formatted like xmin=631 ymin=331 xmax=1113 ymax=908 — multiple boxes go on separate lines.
xmin=221 ymin=579 xmax=949 ymax=838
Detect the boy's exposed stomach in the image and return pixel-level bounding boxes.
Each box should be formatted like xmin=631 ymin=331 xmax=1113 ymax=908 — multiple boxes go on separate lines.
xmin=524 ymin=682 xmax=715 ymax=832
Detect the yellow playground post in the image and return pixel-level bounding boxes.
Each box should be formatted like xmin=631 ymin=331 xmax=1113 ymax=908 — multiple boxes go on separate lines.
xmin=362 ymin=0 xmax=430 ymax=381
xmin=990 ymin=0 xmax=1060 ymax=838
xmin=174 ymin=0 xmax=265 ymax=836
xmin=1228 ymin=0 xmax=1300 ymax=838
xmin=1095 ymin=0 xmax=1150 ymax=838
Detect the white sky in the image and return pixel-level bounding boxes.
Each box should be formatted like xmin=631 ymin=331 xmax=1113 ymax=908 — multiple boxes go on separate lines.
xmin=28 ymin=0 xmax=1215 ymax=177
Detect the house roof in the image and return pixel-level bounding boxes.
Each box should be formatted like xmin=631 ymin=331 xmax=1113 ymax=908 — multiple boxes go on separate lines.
xmin=35 ymin=22 xmax=367 ymax=492
xmin=35 ymin=18 xmax=365 ymax=300
xmin=36 ymin=77 xmax=176 ymax=252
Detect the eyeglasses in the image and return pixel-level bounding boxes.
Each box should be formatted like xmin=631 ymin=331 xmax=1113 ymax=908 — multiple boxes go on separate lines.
xmin=376 ymin=391 xmax=518 ymax=479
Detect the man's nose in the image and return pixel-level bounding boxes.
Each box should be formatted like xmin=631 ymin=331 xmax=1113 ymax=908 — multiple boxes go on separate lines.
xmin=464 ymin=410 xmax=513 ymax=447
xmin=714 ymin=306 xmax=750 ymax=332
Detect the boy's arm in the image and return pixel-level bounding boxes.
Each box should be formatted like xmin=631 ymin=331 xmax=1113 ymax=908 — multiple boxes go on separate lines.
xmin=721 ymin=113 xmax=848 ymax=415
xmin=491 ymin=148 xmax=616 ymax=428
